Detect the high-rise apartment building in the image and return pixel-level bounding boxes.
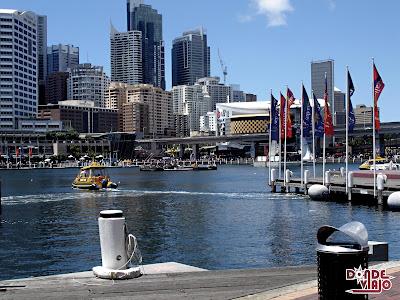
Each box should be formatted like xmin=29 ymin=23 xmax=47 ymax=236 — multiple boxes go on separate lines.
xmin=172 ymin=28 xmax=210 ymax=87
xmin=172 ymin=85 xmax=209 ymax=134
xmin=197 ymin=77 xmax=231 ymax=111
xmin=126 ymin=0 xmax=165 ymax=89
xmin=122 ymin=101 xmax=149 ymax=134
xmin=0 ymin=9 xmax=39 ymax=131
xmin=126 ymin=84 xmax=173 ymax=137
xmin=355 ymin=104 xmax=373 ymax=127
xmin=47 ymin=44 xmax=79 ymax=75
xmin=67 ymin=63 xmax=110 ymax=108
xmin=110 ymin=26 xmax=142 ymax=85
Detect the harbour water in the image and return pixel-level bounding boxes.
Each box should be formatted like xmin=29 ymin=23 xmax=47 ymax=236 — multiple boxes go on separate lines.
xmin=0 ymin=164 xmax=400 ymax=280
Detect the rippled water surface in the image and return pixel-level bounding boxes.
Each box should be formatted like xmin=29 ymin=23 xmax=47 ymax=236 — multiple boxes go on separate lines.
xmin=0 ymin=164 xmax=399 ymax=280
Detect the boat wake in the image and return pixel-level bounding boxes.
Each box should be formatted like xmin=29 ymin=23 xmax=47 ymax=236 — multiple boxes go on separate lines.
xmin=1 ymin=189 xmax=301 ymax=206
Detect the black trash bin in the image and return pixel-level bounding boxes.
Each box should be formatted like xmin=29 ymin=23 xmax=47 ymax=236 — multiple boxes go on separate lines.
xmin=317 ymin=221 xmax=369 ymax=300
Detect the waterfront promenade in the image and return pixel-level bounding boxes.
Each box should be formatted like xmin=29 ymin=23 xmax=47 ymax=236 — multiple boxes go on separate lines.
xmin=1 ymin=261 xmax=399 ymax=299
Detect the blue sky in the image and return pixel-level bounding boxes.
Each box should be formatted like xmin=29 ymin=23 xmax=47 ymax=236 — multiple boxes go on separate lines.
xmin=2 ymin=0 xmax=399 ymax=121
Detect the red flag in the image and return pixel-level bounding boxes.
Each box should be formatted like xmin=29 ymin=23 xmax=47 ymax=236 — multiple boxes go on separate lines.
xmin=286 ymin=88 xmax=295 ymax=138
xmin=29 ymin=147 xmax=33 ymax=158
xmin=373 ymin=64 xmax=385 ymax=131
xmin=15 ymin=147 xmax=19 ymax=157
xmin=323 ymin=75 xmax=334 ymax=136
xmin=280 ymin=93 xmax=286 ymax=140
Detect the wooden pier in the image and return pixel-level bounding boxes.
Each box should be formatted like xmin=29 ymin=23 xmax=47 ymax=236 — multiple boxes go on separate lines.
xmin=271 ymin=170 xmax=400 ymax=205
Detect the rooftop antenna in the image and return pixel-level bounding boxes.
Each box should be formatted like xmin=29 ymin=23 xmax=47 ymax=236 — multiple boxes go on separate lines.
xmin=218 ymin=49 xmax=228 ymax=85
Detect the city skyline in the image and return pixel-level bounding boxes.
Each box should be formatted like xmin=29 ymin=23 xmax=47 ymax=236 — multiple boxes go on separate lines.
xmin=1 ymin=0 xmax=398 ymax=121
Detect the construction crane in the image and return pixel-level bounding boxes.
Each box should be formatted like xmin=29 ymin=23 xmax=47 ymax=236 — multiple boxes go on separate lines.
xmin=218 ymin=49 xmax=228 ymax=84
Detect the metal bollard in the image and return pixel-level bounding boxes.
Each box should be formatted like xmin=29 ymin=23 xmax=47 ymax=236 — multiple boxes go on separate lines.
xmin=304 ymin=170 xmax=310 ymax=195
xmin=347 ymin=171 xmax=354 ymax=201
xmin=377 ymin=173 xmax=387 ymax=205
xmin=270 ymin=168 xmax=277 ymax=193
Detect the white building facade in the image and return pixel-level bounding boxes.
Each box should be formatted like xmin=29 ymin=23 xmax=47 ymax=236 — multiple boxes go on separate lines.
xmin=67 ymin=63 xmax=110 ymax=108
xmin=0 ymin=10 xmax=40 ymax=131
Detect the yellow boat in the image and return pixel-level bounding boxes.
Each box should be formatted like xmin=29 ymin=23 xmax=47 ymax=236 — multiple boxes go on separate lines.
xmin=72 ymin=162 xmax=118 ymax=190
xmin=359 ymin=157 xmax=388 ymax=170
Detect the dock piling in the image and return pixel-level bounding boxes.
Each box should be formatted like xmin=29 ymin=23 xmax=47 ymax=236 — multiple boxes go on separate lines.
xmin=304 ymin=170 xmax=309 ymax=195
xmin=347 ymin=172 xmax=354 ymax=202
xmin=285 ymin=170 xmax=292 ymax=193
xmin=270 ymin=169 xmax=277 ymax=193
xmin=377 ymin=173 xmax=387 ymax=205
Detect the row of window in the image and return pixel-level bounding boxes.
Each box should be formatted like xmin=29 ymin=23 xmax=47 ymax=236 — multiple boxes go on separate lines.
xmin=14 ymin=85 xmax=35 ymax=94
xmin=14 ymin=32 xmax=36 ymax=45
xmin=14 ymin=92 xmax=37 ymax=100
xmin=15 ymin=19 xmax=36 ymax=34
xmin=14 ymin=25 xmax=36 ymax=39
xmin=15 ymin=78 xmax=37 ymax=87
xmin=14 ymin=58 xmax=36 ymax=70
xmin=15 ymin=98 xmax=35 ymax=106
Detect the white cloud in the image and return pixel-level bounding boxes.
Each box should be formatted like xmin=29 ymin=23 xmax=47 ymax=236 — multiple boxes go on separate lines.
xmin=252 ymin=0 xmax=294 ymax=27
xmin=328 ymin=0 xmax=336 ymax=10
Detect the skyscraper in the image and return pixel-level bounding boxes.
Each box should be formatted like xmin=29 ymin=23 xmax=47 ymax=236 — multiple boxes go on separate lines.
xmin=311 ymin=59 xmax=335 ymax=123
xmin=172 ymin=28 xmax=211 ymax=87
xmin=110 ymin=25 xmax=142 ymax=85
xmin=126 ymin=0 xmax=165 ymax=89
xmin=37 ymin=15 xmax=47 ymax=105
xmin=0 ymin=9 xmax=39 ymax=130
xmin=47 ymin=44 xmax=79 ymax=75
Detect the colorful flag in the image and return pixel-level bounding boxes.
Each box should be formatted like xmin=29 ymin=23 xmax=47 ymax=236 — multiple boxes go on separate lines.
xmin=286 ymin=88 xmax=295 ymax=138
xmin=347 ymin=70 xmax=356 ymax=132
xmin=323 ymin=74 xmax=334 ymax=136
xmin=280 ymin=93 xmax=286 ymax=140
xmin=302 ymin=85 xmax=312 ymax=138
xmin=29 ymin=147 xmax=33 ymax=158
xmin=373 ymin=64 xmax=385 ymax=131
xmin=15 ymin=146 xmax=19 ymax=157
xmin=313 ymin=93 xmax=324 ymax=138
xmin=270 ymin=93 xmax=280 ymax=141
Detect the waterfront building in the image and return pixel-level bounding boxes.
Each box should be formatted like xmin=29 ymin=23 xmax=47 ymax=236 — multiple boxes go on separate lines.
xmin=197 ymin=77 xmax=231 ymax=111
xmin=355 ymin=104 xmax=373 ymax=127
xmin=126 ymin=0 xmax=165 ymax=89
xmin=172 ymin=28 xmax=210 ymax=87
xmin=172 ymin=84 xmax=209 ymax=134
xmin=0 ymin=9 xmax=40 ymax=131
xmin=67 ymin=63 xmax=110 ymax=108
xmin=126 ymin=84 xmax=174 ymax=137
xmin=229 ymin=84 xmax=246 ymax=103
xmin=105 ymin=82 xmax=131 ymax=131
xmin=45 ymin=72 xmax=69 ymax=104
xmin=334 ymin=88 xmax=346 ymax=127
xmin=200 ymin=112 xmax=217 ymax=134
xmin=245 ymin=93 xmax=257 ymax=102
xmin=38 ymin=100 xmax=118 ymax=133
xmin=37 ymin=15 xmax=47 ymax=105
xmin=174 ymin=114 xmax=189 ymax=137
xmin=47 ymin=44 xmax=79 ymax=75
xmin=122 ymin=101 xmax=149 ymax=135
xmin=110 ymin=26 xmax=142 ymax=85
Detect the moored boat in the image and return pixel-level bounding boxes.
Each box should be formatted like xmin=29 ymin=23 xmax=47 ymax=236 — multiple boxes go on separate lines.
xmin=192 ymin=163 xmax=217 ymax=171
xmin=72 ymin=162 xmax=118 ymax=190
xmin=359 ymin=157 xmax=388 ymax=170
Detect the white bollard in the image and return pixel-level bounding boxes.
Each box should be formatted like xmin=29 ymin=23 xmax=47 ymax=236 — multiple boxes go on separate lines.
xmin=98 ymin=210 xmax=128 ymax=270
xmin=325 ymin=171 xmax=331 ymax=187
xmin=304 ymin=170 xmax=310 ymax=185
xmin=348 ymin=171 xmax=354 ymax=188
xmin=271 ymin=168 xmax=277 ymax=183
xmin=285 ymin=169 xmax=292 ymax=184
xmin=340 ymin=167 xmax=345 ymax=177
xmin=377 ymin=173 xmax=387 ymax=191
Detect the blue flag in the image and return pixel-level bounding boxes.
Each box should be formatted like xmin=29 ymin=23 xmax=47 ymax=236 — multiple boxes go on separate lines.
xmin=302 ymin=85 xmax=312 ymax=138
xmin=313 ymin=93 xmax=324 ymax=138
xmin=347 ymin=70 xmax=356 ymax=132
xmin=270 ymin=93 xmax=279 ymax=141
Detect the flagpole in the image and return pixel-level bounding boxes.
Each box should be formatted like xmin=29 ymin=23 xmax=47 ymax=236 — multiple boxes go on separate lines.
xmin=301 ymin=83 xmax=304 ymax=187
xmin=312 ymin=91 xmax=316 ymax=178
xmin=322 ymin=72 xmax=327 ymax=186
xmin=269 ymin=90 xmax=272 ymax=186
xmin=372 ymin=58 xmax=376 ymax=197
xmin=279 ymin=101 xmax=282 ymax=179
xmin=346 ymin=66 xmax=349 ymax=194
xmin=284 ymin=87 xmax=288 ymax=187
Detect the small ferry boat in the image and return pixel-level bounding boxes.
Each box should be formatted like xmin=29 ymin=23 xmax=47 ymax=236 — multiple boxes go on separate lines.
xmin=139 ymin=164 xmax=164 ymax=172
xmin=359 ymin=157 xmax=389 ymax=170
xmin=72 ymin=162 xmax=118 ymax=190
